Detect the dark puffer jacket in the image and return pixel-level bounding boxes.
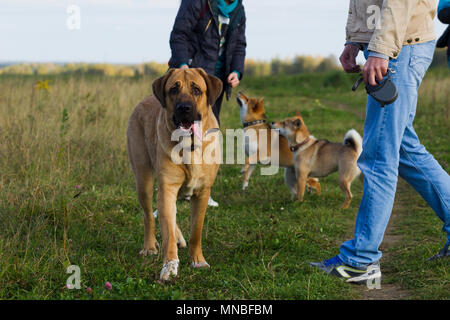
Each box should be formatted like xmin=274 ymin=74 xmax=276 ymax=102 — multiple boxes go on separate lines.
xmin=437 ymin=7 xmax=450 ymax=56
xmin=169 ymin=0 xmax=246 ymax=81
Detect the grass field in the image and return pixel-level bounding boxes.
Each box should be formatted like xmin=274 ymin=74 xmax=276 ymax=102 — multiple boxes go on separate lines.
xmin=0 ymin=70 xmax=448 ymax=299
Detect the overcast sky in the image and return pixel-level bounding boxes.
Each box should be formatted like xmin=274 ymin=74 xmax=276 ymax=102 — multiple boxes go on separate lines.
xmin=1 ymin=0 xmax=447 ymax=64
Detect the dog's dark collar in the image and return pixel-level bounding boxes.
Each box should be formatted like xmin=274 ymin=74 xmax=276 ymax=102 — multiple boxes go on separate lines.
xmin=290 ymin=137 xmax=311 ymax=152
xmin=243 ymin=120 xmax=266 ymax=128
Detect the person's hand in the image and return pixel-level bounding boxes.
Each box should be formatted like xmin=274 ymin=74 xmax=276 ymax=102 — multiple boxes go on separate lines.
xmin=180 ymin=64 xmax=189 ymax=70
xmin=363 ymin=56 xmax=389 ymax=86
xmin=227 ymin=72 xmax=240 ymax=88
xmin=340 ymin=44 xmax=361 ymax=73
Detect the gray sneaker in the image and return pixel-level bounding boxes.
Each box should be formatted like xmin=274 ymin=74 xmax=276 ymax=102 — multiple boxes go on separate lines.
xmin=310 ymin=255 xmax=381 ymax=285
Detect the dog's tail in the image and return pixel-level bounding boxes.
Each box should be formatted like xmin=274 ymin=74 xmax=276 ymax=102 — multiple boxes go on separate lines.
xmin=343 ymin=129 xmax=362 ymax=156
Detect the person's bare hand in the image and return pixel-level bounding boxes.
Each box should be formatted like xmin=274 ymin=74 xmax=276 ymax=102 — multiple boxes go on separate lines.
xmin=340 ymin=44 xmax=361 ymax=73
xmin=363 ymin=56 xmax=388 ymax=86
xmin=227 ymin=72 xmax=240 ymax=88
xmin=180 ymin=64 xmax=189 ymax=70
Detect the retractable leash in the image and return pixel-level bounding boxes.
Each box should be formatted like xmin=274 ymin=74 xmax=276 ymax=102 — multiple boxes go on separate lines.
xmin=226 ymin=85 xmax=232 ymax=101
xmin=352 ymin=68 xmax=398 ymax=107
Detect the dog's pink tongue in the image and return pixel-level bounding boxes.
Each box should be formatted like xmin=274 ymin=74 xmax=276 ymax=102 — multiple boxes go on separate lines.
xmin=192 ymin=122 xmax=202 ymax=141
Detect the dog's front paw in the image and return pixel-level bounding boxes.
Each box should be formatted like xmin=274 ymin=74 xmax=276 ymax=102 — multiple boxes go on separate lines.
xmin=140 ymin=247 xmax=158 ymax=256
xmin=242 ymin=182 xmax=248 ymax=191
xmin=191 ymin=261 xmax=210 ymax=269
xmin=160 ymin=260 xmax=179 ymax=281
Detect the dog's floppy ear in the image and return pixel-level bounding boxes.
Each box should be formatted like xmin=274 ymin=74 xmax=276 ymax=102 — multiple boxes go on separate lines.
xmin=196 ymin=68 xmax=223 ymax=107
xmin=152 ymin=69 xmax=176 ymax=108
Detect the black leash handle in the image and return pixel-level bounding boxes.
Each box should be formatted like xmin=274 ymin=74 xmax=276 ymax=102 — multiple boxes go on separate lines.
xmin=351 ymin=68 xmax=398 ymax=107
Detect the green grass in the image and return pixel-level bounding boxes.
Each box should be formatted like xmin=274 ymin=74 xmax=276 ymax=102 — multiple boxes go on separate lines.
xmin=0 ymin=70 xmax=448 ymax=299
xmin=384 ymin=182 xmax=450 ymax=299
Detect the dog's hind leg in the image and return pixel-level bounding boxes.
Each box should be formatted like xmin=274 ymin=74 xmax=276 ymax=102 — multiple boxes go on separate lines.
xmin=241 ymin=157 xmax=250 ymax=186
xmin=176 ymin=223 xmax=187 ymax=248
xmin=242 ymin=164 xmax=257 ymax=190
xmin=242 ymin=155 xmax=257 ymax=190
xmin=137 ymin=174 xmax=159 ymax=255
xmin=339 ymin=178 xmax=353 ymax=209
xmin=131 ymin=162 xmax=158 ymax=255
xmin=284 ymin=167 xmax=297 ymax=199
xmin=127 ymin=123 xmax=158 ymax=256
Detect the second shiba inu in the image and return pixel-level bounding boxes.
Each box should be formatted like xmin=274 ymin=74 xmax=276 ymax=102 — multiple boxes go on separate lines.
xmin=237 ymin=92 xmax=321 ymax=194
xmin=272 ymin=113 xmax=362 ymax=209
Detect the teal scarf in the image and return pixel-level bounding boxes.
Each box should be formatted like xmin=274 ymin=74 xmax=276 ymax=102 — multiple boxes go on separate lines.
xmin=438 ymin=0 xmax=450 ymax=12
xmin=217 ymin=0 xmax=239 ymax=18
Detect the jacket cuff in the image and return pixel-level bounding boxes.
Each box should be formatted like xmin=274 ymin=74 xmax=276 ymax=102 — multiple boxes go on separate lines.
xmin=345 ymin=41 xmax=366 ymax=51
xmin=368 ymin=51 xmax=390 ymax=61
xmin=368 ymin=41 xmax=400 ymax=60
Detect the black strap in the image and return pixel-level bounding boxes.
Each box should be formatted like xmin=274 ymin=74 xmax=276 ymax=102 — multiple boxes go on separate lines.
xmin=243 ymin=120 xmax=266 ymax=128
xmin=352 ymin=76 xmax=364 ymax=92
xmin=290 ymin=137 xmax=311 ymax=152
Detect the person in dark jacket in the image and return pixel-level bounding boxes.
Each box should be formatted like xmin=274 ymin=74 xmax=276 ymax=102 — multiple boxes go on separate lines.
xmin=169 ymin=0 xmax=247 ymax=123
xmin=437 ymin=0 xmax=450 ymax=69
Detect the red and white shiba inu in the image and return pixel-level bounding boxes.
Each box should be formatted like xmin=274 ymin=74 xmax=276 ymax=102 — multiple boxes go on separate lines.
xmin=236 ymin=92 xmax=321 ymax=194
xmin=272 ymin=113 xmax=362 ymax=209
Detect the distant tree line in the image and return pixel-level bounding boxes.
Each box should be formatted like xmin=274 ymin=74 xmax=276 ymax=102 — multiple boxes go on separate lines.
xmin=244 ymin=54 xmax=341 ymax=77
xmin=0 ymin=62 xmax=166 ymax=77
xmin=0 ymin=50 xmax=447 ymax=77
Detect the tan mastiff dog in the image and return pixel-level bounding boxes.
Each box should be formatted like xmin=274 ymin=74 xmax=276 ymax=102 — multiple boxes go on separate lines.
xmin=127 ymin=68 xmax=223 ymax=281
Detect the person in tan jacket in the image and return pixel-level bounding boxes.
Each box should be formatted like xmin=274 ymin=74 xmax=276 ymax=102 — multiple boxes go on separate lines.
xmin=311 ymin=0 xmax=450 ymax=285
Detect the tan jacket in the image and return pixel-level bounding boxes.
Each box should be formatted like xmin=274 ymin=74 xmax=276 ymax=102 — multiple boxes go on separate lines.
xmin=346 ymin=0 xmax=437 ymax=58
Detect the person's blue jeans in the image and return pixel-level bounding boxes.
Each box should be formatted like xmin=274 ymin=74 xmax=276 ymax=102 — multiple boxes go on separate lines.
xmin=339 ymin=40 xmax=450 ymax=267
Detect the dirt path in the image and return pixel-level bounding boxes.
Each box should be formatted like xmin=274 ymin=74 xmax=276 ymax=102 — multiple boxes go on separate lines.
xmin=329 ymin=101 xmax=412 ymax=299
xmin=330 ymin=101 xmax=412 ymax=299
xmin=356 ymin=180 xmax=411 ymax=300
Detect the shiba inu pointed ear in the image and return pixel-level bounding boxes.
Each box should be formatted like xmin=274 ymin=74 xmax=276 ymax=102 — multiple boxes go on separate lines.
xmin=252 ymin=98 xmax=263 ymax=111
xmin=238 ymin=92 xmax=248 ymax=101
xmin=296 ymin=110 xmax=301 ymax=117
xmin=293 ymin=118 xmax=302 ymax=128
